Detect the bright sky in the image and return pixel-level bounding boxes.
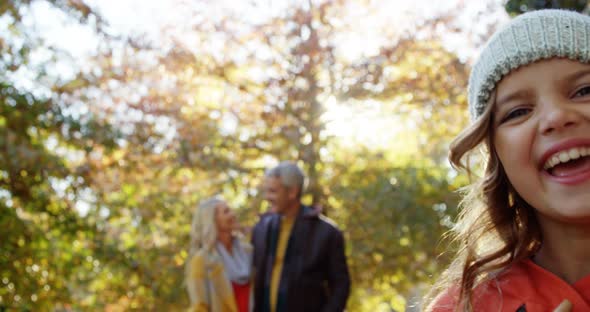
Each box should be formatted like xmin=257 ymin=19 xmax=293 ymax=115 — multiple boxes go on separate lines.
xmin=19 ymin=0 xmax=508 ymax=151
xmin=25 ymin=0 xmax=508 ymax=64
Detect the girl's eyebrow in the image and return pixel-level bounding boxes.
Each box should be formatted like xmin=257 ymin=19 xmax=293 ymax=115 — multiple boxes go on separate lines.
xmin=496 ymin=68 xmax=590 ymax=110
xmin=562 ymin=68 xmax=590 ymax=83
xmin=495 ymin=90 xmax=532 ymax=110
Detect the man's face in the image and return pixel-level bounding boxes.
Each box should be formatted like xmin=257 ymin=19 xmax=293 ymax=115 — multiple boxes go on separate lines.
xmin=263 ymin=176 xmax=292 ymax=214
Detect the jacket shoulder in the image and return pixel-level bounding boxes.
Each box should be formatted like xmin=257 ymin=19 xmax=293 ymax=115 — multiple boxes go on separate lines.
xmin=428 ymin=261 xmax=553 ymax=312
xmin=300 ymin=205 xmax=341 ymax=230
xmin=317 ymin=214 xmax=341 ymax=231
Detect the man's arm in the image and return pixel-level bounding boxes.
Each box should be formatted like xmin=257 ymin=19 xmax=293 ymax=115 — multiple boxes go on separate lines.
xmin=323 ymin=228 xmax=351 ymax=312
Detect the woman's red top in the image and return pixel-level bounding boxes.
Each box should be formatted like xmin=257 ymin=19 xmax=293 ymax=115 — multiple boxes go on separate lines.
xmin=232 ymin=281 xmax=250 ymax=312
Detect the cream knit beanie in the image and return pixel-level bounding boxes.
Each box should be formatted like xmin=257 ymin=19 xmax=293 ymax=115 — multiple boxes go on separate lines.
xmin=468 ymin=9 xmax=590 ymax=120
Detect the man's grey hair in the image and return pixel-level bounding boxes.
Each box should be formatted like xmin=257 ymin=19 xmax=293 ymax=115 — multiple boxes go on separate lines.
xmin=265 ymin=161 xmax=306 ymax=197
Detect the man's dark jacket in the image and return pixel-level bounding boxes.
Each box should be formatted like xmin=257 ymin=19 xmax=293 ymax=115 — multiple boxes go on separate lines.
xmin=251 ymin=205 xmax=350 ymax=312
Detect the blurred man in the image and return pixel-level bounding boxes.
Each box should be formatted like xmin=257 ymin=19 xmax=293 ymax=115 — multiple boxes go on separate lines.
xmin=252 ymin=161 xmax=350 ymax=312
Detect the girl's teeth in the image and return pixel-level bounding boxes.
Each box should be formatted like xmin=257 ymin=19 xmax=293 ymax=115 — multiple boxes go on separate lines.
xmin=545 ymin=147 xmax=590 ymax=170
xmin=551 ymin=156 xmax=560 ymax=167
xmin=558 ymin=152 xmax=570 ymax=163
xmin=569 ymin=148 xmax=581 ymax=159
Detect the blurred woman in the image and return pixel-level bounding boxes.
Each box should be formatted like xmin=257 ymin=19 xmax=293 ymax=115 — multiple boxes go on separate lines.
xmin=185 ymin=197 xmax=252 ymax=312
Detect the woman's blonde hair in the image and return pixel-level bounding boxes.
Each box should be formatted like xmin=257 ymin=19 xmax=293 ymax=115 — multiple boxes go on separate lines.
xmin=425 ymin=97 xmax=542 ymax=311
xmin=184 ymin=196 xmax=224 ymax=305
xmin=188 ymin=196 xmax=223 ymax=256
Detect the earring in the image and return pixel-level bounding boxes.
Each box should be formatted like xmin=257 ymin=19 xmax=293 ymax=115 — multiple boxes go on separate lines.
xmin=508 ymin=193 xmax=515 ymax=207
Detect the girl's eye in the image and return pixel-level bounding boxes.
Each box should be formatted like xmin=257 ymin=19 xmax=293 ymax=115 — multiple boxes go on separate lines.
xmin=500 ymin=107 xmax=530 ymax=123
xmin=573 ymin=86 xmax=590 ymax=98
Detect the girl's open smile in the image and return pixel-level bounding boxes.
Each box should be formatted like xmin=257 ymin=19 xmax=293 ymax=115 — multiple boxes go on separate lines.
xmin=494 ymin=58 xmax=590 ymax=221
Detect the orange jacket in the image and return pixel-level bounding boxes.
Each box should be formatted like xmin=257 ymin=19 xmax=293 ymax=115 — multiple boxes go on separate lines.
xmin=431 ymin=260 xmax=590 ymax=311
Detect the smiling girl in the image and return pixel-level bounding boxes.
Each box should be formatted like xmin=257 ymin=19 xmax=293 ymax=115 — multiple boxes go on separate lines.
xmin=426 ymin=9 xmax=590 ymax=312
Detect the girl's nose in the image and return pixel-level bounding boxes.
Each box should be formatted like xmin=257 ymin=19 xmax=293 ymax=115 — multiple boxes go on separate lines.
xmin=539 ymin=100 xmax=582 ymax=135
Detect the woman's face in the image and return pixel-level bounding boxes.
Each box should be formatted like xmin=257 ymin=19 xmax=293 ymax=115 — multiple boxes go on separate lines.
xmin=493 ymin=58 xmax=590 ymax=226
xmin=214 ymin=201 xmax=236 ymax=233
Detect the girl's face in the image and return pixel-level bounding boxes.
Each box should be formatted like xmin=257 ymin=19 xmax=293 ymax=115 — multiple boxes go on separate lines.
xmin=214 ymin=201 xmax=236 ymax=233
xmin=493 ymin=58 xmax=590 ymax=225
